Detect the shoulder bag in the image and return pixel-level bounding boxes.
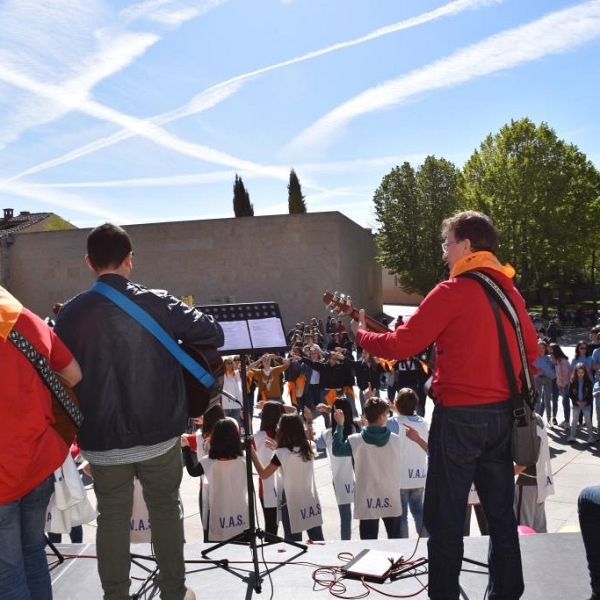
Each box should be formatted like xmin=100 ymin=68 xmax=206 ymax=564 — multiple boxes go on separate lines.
xmin=459 ymin=271 xmax=541 ymax=467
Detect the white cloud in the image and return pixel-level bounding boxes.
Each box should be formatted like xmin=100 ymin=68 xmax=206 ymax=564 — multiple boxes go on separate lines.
xmin=2 ymin=0 xmax=496 ymax=184
xmin=0 ymin=0 xmax=160 ymax=149
xmin=0 ymin=0 xmax=227 ymax=153
xmin=24 ymin=154 xmax=428 ymax=190
xmin=120 ymin=0 xmax=228 ymax=27
xmin=1 ymin=179 xmax=127 ymax=221
xmin=286 ymin=0 xmax=600 ymax=155
xmin=0 ymin=59 xmax=292 ymax=185
xmin=29 ymin=171 xmax=237 ymax=189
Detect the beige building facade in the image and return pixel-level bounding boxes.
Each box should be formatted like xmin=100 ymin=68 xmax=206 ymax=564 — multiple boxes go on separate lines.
xmin=4 ymin=211 xmax=382 ymax=331
xmin=381 ymin=270 xmax=424 ymax=305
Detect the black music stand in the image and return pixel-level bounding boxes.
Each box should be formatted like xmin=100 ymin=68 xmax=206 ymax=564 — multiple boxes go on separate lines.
xmin=195 ymin=301 xmax=308 ymax=593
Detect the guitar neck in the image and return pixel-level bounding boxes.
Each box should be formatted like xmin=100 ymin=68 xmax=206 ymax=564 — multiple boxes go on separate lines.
xmin=354 ymin=311 xmax=391 ymax=334
xmin=322 ymin=291 xmax=391 ymax=334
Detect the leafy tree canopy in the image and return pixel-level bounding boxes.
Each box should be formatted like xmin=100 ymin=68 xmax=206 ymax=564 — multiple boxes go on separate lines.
xmin=373 ymin=156 xmax=460 ymax=295
xmin=460 ymin=118 xmax=600 ymax=297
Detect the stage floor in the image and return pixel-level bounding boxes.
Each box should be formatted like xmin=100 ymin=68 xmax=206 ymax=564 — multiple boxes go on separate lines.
xmin=49 ymin=532 xmax=590 ymax=599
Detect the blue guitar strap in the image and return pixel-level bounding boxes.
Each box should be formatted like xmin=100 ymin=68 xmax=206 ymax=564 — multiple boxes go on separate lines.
xmin=91 ymin=281 xmax=216 ymax=390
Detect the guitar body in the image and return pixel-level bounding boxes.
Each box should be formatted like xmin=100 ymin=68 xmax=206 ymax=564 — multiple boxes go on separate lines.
xmin=52 ymin=347 xmax=223 ymax=443
xmin=181 ymin=344 xmax=225 ymax=417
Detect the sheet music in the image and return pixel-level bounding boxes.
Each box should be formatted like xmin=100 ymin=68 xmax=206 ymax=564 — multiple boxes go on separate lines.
xmin=247 ymin=317 xmax=287 ymax=349
xmin=218 ymin=320 xmax=252 ymax=352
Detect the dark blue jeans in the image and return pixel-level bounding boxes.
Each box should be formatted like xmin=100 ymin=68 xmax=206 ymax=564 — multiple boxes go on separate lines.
xmin=423 ymin=400 xmax=523 ymax=600
xmin=578 ymin=486 xmax=600 ymax=597
xmin=0 ymin=475 xmax=54 ymax=600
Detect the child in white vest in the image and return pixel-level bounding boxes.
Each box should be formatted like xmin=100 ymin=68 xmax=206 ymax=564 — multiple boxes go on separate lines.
xmin=311 ymin=396 xmax=360 ymax=539
xmin=514 ymin=414 xmax=554 ymax=533
xmin=332 ymin=396 xmax=410 ymax=539
xmin=388 ymin=388 xmax=429 ymax=538
xmin=181 ymin=404 xmax=225 ymax=541
xmin=182 ymin=417 xmax=248 ymax=542
xmin=251 ymin=414 xmax=324 ymax=542
xmin=252 ymin=401 xmax=285 ymax=536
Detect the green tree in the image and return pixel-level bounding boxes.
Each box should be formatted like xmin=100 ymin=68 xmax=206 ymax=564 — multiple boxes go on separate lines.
xmin=373 ymin=156 xmax=460 ymax=295
xmin=233 ymin=174 xmax=254 ymax=217
xmin=288 ymin=169 xmax=307 ymax=214
xmin=460 ymin=117 xmax=600 ymax=312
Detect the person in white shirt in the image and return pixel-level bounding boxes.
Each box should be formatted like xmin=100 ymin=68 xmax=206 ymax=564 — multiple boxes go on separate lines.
xmin=221 ymin=356 xmax=244 ymax=427
xmin=388 ymin=388 xmax=429 ymax=538
xmin=251 ymin=414 xmax=324 ymax=542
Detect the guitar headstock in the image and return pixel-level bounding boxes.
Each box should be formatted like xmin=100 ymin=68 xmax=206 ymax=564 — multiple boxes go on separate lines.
xmin=322 ymin=290 xmax=355 ymax=318
xmin=322 ymin=290 xmax=391 ymax=334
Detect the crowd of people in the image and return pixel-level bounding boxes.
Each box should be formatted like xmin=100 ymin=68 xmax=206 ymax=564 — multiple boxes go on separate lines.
xmin=2 ymin=214 xmax=599 ymax=600
xmin=533 ymin=324 xmax=600 ymax=445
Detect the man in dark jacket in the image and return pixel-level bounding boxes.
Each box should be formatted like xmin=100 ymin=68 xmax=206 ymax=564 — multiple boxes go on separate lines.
xmin=55 ymin=223 xmax=223 ymax=600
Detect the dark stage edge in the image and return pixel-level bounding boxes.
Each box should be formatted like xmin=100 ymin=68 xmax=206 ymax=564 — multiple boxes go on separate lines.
xmin=49 ymin=532 xmax=590 ymax=599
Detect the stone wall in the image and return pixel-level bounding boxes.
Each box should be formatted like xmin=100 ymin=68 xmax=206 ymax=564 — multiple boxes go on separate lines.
xmin=381 ymin=270 xmax=423 ymax=305
xmin=8 ymin=212 xmax=382 ymax=331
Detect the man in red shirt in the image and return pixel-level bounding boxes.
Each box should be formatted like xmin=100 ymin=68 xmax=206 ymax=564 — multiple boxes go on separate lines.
xmin=352 ymin=211 xmax=538 ymax=600
xmin=0 ymin=286 xmax=81 ymax=599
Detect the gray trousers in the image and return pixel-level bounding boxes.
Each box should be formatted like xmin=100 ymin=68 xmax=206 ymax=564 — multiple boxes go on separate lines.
xmin=90 ymin=442 xmax=186 ymax=600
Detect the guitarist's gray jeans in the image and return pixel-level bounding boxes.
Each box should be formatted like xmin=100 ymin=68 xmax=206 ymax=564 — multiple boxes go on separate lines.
xmin=90 ymin=442 xmax=186 ymax=600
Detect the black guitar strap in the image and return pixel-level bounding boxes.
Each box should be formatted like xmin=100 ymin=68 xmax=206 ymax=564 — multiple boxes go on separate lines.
xmin=9 ymin=328 xmax=83 ymax=428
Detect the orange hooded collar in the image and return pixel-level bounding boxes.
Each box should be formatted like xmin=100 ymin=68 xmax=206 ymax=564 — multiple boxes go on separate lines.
xmin=0 ymin=286 xmax=23 ymax=341
xmin=450 ymin=251 xmax=516 ymax=280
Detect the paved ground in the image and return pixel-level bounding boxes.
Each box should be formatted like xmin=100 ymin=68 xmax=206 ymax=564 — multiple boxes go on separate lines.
xmin=71 ymin=326 xmax=598 ymax=545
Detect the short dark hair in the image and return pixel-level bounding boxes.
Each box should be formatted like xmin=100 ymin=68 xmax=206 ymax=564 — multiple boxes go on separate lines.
xmin=87 ymin=223 xmax=132 ymax=270
xmin=441 ymin=211 xmax=498 ymax=253
xmin=394 ymin=387 xmax=419 ymax=415
xmin=364 ymin=396 xmax=389 ymax=424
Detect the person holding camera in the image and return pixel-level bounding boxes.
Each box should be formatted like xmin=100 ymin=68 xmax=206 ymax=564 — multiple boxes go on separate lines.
xmin=247 ymin=353 xmax=290 ymax=403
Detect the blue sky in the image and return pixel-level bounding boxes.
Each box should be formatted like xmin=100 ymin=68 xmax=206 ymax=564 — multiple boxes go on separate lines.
xmin=0 ymin=0 xmax=598 ymax=230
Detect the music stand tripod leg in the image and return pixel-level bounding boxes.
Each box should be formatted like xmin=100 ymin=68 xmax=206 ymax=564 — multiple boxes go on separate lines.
xmin=45 ymin=534 xmax=65 ymax=566
xmin=200 ymin=349 xmax=307 ymax=593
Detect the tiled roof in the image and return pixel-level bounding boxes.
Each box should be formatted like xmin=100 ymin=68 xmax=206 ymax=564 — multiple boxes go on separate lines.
xmin=0 ymin=212 xmax=53 ymax=234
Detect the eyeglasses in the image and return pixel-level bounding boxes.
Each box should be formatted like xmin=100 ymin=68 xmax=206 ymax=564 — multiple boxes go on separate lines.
xmin=441 ymin=240 xmax=458 ymax=252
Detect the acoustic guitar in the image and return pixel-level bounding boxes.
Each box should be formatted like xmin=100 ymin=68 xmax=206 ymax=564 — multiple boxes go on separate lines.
xmin=51 ymin=373 xmax=81 ymax=447
xmin=322 ymin=290 xmax=435 ymax=397
xmin=52 ymin=345 xmax=224 ymax=447
xmin=180 ymin=343 xmax=225 ymax=417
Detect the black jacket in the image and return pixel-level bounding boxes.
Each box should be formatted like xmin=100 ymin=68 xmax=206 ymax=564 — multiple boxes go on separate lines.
xmin=55 ymin=274 xmax=224 ymax=451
